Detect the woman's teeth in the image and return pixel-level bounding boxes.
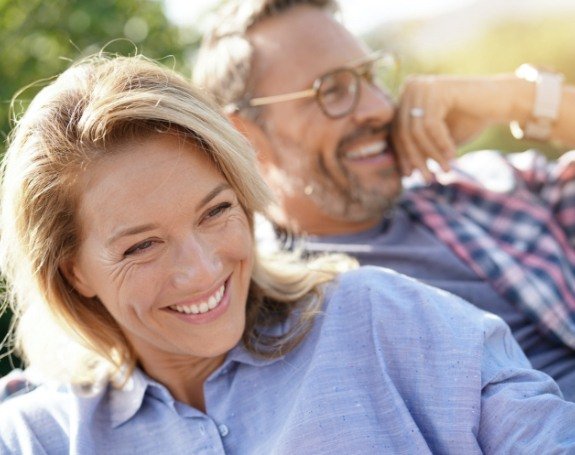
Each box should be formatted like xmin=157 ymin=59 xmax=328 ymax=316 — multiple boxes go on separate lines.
xmin=170 ymin=284 xmax=225 ymax=315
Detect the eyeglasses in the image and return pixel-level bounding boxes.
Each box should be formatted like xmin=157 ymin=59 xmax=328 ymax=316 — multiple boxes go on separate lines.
xmin=230 ymin=50 xmax=398 ymax=119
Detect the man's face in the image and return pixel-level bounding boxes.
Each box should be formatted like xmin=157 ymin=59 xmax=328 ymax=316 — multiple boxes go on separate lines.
xmin=247 ymin=5 xmax=401 ymax=236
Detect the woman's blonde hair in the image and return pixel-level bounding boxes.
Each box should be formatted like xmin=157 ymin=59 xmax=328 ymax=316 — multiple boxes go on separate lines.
xmin=0 ymin=54 xmax=354 ymax=385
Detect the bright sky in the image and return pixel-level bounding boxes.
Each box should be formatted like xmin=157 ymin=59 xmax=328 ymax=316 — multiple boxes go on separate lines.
xmin=162 ymin=0 xmax=478 ymax=34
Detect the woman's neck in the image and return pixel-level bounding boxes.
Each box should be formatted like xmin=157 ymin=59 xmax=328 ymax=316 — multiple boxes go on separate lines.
xmin=139 ymin=354 xmax=225 ymax=412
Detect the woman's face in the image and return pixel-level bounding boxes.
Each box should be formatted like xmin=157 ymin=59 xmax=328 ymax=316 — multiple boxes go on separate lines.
xmin=68 ymin=133 xmax=254 ymax=367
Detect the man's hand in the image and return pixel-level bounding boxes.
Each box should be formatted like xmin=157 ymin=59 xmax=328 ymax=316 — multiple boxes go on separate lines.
xmin=392 ymin=74 xmax=524 ymax=180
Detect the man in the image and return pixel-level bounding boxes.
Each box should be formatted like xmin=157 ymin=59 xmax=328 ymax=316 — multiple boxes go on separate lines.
xmin=194 ymin=0 xmax=575 ymax=400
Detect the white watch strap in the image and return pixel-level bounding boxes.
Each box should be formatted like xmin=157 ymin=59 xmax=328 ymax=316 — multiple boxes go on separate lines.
xmin=510 ymin=64 xmax=564 ymax=141
xmin=532 ymin=69 xmax=564 ymax=119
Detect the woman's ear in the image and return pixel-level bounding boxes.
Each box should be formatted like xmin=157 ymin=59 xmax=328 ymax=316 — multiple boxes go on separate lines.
xmin=60 ymin=259 xmax=97 ymax=298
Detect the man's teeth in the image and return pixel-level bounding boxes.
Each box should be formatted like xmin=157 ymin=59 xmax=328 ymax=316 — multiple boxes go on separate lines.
xmin=345 ymin=140 xmax=387 ymax=159
xmin=170 ymin=284 xmax=225 ymax=315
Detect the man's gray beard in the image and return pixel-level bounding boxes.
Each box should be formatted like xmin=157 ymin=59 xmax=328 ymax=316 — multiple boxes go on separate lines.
xmin=263 ymin=122 xmax=400 ymax=225
xmin=304 ymin=170 xmax=401 ymax=224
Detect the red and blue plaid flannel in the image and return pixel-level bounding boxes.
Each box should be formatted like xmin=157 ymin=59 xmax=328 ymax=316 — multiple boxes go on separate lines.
xmin=402 ymin=149 xmax=575 ymax=348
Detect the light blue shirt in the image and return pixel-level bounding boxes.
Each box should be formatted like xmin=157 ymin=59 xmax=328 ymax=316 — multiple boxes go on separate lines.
xmin=1 ymin=267 xmax=575 ymax=454
xmin=302 ymin=207 xmax=575 ymax=401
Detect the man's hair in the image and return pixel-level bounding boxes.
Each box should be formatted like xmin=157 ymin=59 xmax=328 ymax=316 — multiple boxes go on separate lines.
xmin=194 ymin=0 xmax=339 ymax=120
xmin=1 ymin=53 xmax=354 ymax=386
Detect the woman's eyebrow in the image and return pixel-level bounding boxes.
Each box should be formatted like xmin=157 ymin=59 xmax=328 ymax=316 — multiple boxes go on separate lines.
xmin=106 ymin=223 xmax=158 ymax=247
xmin=196 ymin=183 xmax=232 ymax=210
xmin=106 ymin=183 xmax=232 ymax=247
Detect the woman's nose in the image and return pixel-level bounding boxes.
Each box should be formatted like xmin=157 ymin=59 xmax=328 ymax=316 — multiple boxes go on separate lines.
xmin=169 ymin=234 xmax=223 ymax=290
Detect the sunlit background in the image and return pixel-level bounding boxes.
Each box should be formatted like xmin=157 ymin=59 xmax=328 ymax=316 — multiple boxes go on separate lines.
xmin=1 ymin=0 xmax=575 ymax=376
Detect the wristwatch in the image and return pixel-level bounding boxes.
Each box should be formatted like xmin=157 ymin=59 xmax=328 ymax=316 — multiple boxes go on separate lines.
xmin=509 ymin=64 xmax=564 ymax=141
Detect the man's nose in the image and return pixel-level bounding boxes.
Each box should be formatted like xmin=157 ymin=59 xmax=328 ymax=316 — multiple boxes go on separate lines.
xmin=352 ymin=82 xmax=395 ymax=126
xmin=169 ymin=234 xmax=223 ymax=290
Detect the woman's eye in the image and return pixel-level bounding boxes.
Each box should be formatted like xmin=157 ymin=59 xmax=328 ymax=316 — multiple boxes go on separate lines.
xmin=206 ymin=202 xmax=232 ymax=220
xmin=124 ymin=240 xmax=154 ymax=256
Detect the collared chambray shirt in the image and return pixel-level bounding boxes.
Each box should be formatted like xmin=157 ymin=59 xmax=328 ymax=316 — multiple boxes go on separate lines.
xmin=1 ymin=267 xmax=575 ymax=454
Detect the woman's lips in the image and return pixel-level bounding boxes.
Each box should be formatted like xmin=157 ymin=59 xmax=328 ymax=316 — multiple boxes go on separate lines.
xmin=169 ymin=283 xmax=226 ymax=315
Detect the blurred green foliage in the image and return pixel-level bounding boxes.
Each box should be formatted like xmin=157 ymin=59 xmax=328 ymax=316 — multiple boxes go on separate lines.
xmin=0 ymin=0 xmax=199 ymax=377
xmin=0 ymin=0 xmax=200 ymax=148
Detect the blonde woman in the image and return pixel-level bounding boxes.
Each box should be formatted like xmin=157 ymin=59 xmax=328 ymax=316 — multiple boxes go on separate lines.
xmin=0 ymin=55 xmax=574 ymax=453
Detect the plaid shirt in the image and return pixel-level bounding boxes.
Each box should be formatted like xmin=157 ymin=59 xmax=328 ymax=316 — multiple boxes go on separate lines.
xmin=401 ymin=149 xmax=575 ymax=349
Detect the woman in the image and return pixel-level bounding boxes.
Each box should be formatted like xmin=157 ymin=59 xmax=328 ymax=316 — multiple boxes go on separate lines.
xmin=0 ymin=55 xmax=574 ymax=454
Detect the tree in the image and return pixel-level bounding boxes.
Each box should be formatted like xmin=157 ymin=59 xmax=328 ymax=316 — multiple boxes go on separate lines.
xmin=0 ymin=0 xmax=199 ymax=145
xmin=0 ymin=0 xmax=199 ymax=377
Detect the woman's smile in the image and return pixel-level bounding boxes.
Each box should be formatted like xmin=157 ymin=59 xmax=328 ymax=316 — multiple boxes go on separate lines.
xmin=166 ymin=277 xmax=231 ymax=324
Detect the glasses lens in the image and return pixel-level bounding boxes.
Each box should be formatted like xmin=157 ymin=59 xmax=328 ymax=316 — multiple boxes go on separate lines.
xmin=369 ymin=53 xmax=399 ymax=97
xmin=317 ymin=69 xmax=359 ymax=118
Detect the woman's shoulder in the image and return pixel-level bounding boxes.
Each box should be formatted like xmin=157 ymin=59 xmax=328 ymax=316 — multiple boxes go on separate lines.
xmin=0 ymin=384 xmax=68 ymax=451
xmin=317 ymin=265 xmax=522 ymax=376
xmin=0 ymin=381 xmax=107 ymax=452
xmin=325 ymin=265 xmax=445 ymax=308
xmin=324 ymin=265 xmax=496 ymax=335
xmin=1 ymin=380 xmax=66 ymax=409
xmin=331 ymin=265 xmax=417 ymax=291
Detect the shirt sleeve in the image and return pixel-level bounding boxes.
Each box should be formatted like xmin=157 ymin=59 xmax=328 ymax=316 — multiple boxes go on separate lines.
xmin=342 ymin=267 xmax=575 ymax=452
xmin=0 ymin=387 xmax=70 ymax=454
xmin=0 ymin=408 xmax=53 ymax=454
xmin=477 ymin=311 xmax=575 ymax=453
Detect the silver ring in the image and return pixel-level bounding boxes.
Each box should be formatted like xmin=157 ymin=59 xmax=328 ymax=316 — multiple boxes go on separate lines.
xmin=409 ymin=107 xmax=425 ymax=118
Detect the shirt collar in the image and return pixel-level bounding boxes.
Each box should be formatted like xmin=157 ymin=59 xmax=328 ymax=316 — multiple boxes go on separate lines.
xmin=223 ymin=342 xmax=284 ymax=368
xmin=109 ymin=368 xmax=151 ymax=428
xmin=108 ymin=342 xmax=285 ymax=427
xmin=221 ymin=311 xmax=296 ymax=369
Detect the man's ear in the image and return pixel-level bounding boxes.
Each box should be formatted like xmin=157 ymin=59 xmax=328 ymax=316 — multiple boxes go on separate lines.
xmin=60 ymin=259 xmax=97 ymax=299
xmin=228 ymin=113 xmax=278 ymax=169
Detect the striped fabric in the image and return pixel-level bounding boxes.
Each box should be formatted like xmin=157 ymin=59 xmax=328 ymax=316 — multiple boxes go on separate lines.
xmin=401 ymin=149 xmax=575 ymax=348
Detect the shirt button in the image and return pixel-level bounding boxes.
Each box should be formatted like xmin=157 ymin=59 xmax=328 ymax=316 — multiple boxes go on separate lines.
xmin=218 ymin=423 xmax=229 ymax=437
